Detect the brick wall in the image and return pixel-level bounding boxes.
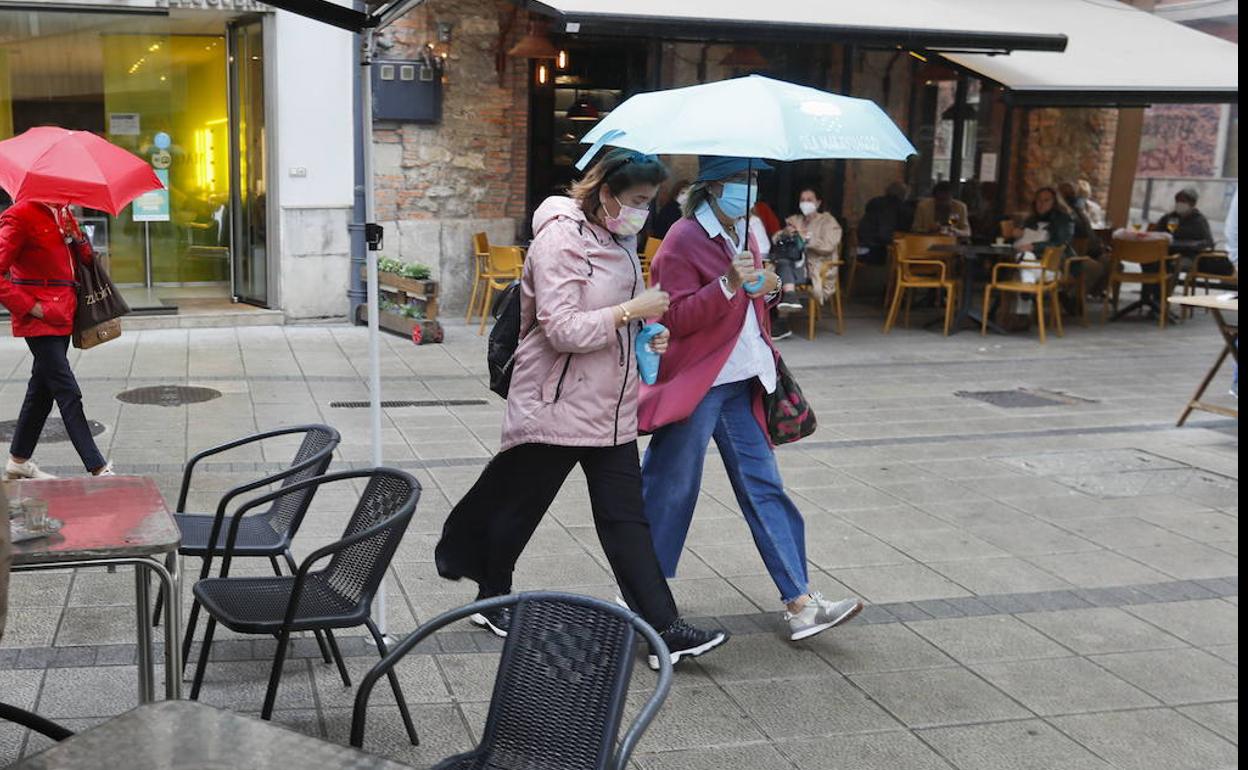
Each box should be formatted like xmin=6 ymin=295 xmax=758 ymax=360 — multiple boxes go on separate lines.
xmin=370 ymin=0 xmax=530 ymax=311
xmin=373 ymin=0 xmax=528 ymax=226
xmin=1014 ymin=107 xmax=1119 ymax=215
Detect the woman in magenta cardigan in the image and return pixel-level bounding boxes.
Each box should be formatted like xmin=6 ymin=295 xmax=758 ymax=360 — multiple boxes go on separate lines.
xmin=639 ymin=156 xmax=862 ymax=642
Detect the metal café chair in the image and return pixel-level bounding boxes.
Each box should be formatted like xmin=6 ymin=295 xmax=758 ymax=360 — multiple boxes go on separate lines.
xmin=189 ymin=468 xmax=421 ymax=746
xmin=350 ymin=592 xmax=674 ymax=770
xmin=153 ymin=425 xmax=342 ymax=676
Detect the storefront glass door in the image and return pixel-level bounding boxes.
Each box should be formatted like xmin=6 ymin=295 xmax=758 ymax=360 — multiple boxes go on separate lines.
xmin=228 ymin=20 xmax=268 ymax=306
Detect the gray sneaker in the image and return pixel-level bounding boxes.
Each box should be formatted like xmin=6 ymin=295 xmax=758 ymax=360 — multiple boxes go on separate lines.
xmin=786 ymin=592 xmax=863 ymax=641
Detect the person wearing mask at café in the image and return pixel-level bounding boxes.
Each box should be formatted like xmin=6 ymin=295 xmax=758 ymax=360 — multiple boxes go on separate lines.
xmin=858 ymin=181 xmax=911 ymax=264
xmin=912 ymin=180 xmax=971 ymax=238
xmin=435 ymin=149 xmax=728 ymax=670
xmin=772 ymin=186 xmax=842 ymax=312
xmin=1156 ymin=187 xmax=1218 ymax=267
xmin=651 ymin=178 xmax=689 ymax=239
xmin=639 ymin=156 xmax=863 ymax=644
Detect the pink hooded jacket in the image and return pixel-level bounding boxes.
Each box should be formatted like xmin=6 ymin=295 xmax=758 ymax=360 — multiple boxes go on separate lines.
xmin=499 ymin=196 xmax=643 ymax=452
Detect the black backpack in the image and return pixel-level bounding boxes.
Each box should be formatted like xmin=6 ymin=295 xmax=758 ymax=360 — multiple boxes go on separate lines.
xmin=487 ymin=281 xmax=534 ymax=398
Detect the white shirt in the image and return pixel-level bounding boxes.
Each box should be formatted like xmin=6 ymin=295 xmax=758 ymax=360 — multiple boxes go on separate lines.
xmin=695 ymin=203 xmax=777 ymax=394
xmin=749 ymin=216 xmax=771 ymax=257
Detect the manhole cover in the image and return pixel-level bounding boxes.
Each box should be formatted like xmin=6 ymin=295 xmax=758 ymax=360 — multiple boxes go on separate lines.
xmin=116 ymin=385 xmax=222 ymax=407
xmin=329 ymin=399 xmax=489 ymax=408
xmin=956 ymin=388 xmax=1094 ymax=408
xmin=0 ymin=418 xmax=106 ymax=444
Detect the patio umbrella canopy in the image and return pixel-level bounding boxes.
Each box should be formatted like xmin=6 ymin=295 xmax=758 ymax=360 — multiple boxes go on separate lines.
xmin=577 ymin=74 xmax=917 ymax=168
xmin=0 ymin=127 xmax=163 ymax=215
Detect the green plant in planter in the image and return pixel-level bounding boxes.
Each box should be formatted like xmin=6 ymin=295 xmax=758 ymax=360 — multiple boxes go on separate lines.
xmin=401 ymin=262 xmax=431 ymax=280
xmin=378 ymin=257 xmax=405 ymax=275
xmin=401 ymin=303 xmax=426 ymax=319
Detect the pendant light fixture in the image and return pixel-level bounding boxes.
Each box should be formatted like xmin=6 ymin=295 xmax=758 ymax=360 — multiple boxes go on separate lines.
xmin=508 ymin=19 xmax=559 ymax=59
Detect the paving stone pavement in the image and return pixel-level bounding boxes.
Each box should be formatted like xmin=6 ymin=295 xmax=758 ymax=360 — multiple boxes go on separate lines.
xmin=1 ymin=304 xmax=1238 ymax=769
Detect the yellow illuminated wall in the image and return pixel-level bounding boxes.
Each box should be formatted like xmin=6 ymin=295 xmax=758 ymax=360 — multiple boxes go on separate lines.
xmin=103 ymin=35 xmax=228 ymax=284
xmin=0 ymin=50 xmax=13 ymax=141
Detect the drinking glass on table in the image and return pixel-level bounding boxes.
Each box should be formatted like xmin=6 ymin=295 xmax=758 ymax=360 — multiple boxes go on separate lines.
xmin=1166 ymin=220 xmax=1179 ymax=235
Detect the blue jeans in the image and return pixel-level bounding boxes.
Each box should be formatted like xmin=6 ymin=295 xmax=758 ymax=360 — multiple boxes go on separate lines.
xmin=641 ymin=380 xmax=809 ymax=604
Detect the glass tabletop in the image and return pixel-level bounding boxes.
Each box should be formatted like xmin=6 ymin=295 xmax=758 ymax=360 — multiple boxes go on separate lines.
xmin=6 ymin=477 xmax=180 ymax=565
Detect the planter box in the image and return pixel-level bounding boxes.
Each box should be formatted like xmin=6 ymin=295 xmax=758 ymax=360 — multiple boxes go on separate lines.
xmin=353 ymin=304 xmax=443 ymax=344
xmin=364 ymin=268 xmax=440 ymax=320
xmin=376 ymin=309 xmax=444 ymax=345
xmin=368 ymin=269 xmax=439 ymax=297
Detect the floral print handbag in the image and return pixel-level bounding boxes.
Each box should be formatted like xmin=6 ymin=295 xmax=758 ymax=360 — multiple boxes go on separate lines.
xmin=764 ymin=357 xmax=817 ymax=445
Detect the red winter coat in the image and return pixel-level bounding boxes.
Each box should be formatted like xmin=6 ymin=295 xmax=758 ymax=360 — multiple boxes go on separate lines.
xmin=0 ymin=201 xmax=93 ymax=337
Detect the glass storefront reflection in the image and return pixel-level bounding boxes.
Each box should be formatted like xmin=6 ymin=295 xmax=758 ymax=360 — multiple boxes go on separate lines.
xmin=1 ymin=10 xmax=263 ymax=304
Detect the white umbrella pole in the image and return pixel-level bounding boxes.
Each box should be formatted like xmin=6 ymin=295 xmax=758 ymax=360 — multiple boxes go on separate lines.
xmin=360 ymin=28 xmax=387 ymax=637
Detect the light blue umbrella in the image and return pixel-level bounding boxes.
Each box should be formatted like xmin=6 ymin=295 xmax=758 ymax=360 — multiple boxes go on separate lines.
xmin=576 ymin=74 xmax=916 ymax=169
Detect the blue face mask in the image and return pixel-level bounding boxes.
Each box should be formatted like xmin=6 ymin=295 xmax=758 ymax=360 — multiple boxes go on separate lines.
xmin=716 ymin=182 xmax=757 ymax=220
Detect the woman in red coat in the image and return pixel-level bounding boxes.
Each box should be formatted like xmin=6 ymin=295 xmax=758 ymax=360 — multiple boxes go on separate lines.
xmin=0 ymin=199 xmax=111 ymax=479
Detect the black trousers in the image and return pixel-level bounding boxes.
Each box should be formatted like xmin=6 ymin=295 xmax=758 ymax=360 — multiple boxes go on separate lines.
xmin=9 ymin=336 xmax=105 ymax=472
xmin=435 ymin=441 xmax=678 ymax=631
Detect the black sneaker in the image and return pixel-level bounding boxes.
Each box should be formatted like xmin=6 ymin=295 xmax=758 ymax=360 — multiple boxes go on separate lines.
xmin=770 ymin=319 xmax=793 ymax=341
xmin=648 ymin=619 xmax=729 ymax=670
xmin=469 ymin=606 xmax=513 ymax=638
xmin=777 ymin=291 xmax=803 ymax=312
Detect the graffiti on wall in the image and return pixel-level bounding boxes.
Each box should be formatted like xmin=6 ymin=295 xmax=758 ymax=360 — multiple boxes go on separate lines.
xmin=1137 ymin=104 xmax=1223 ymax=178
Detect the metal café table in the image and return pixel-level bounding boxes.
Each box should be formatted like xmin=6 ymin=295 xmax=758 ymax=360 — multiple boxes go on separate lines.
xmin=928 ymin=242 xmax=1016 ymax=334
xmin=8 ymin=476 xmax=182 ymax=702
xmin=1168 ymin=294 xmax=1239 ymax=427
xmin=12 ymin=701 xmax=411 ymax=769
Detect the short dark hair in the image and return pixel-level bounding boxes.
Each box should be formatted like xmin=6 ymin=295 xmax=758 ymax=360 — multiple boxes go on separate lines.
xmin=932 ymin=180 xmax=954 ymax=196
xmin=569 ymin=148 xmax=669 ymax=220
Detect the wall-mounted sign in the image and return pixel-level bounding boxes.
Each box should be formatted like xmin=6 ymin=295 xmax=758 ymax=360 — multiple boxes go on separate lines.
xmin=979 ymin=153 xmax=998 ymax=183
xmin=108 ymin=113 xmax=141 ymax=136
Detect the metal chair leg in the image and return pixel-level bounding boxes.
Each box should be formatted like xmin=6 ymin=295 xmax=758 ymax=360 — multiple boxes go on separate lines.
xmin=365 ymin=619 xmax=419 ymax=746
xmin=261 ymin=629 xmax=292 ymax=720
xmin=281 ymin=551 xmax=333 ymax=665
xmin=1035 ymin=289 xmax=1047 ymax=343
xmin=182 ymin=598 xmax=203 ymax=674
xmin=190 ymin=617 xmax=217 ymax=700
xmin=324 ymin=629 xmax=352 ymax=687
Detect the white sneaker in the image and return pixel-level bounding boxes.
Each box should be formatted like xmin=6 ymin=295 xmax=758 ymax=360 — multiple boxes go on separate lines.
xmin=92 ymin=463 xmax=116 ymax=477
xmin=786 ymin=592 xmax=863 ymax=641
xmin=4 ymin=459 xmax=56 ymax=481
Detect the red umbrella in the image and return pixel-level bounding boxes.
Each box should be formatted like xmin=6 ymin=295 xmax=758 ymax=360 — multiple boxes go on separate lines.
xmin=0 ymin=126 xmax=163 ymax=216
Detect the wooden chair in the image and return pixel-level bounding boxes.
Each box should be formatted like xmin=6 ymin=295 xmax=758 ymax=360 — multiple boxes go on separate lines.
xmin=478 ymin=245 xmax=526 ymax=335
xmin=1181 ymin=250 xmax=1238 ymax=320
xmin=881 ymin=233 xmax=956 ymax=313
xmin=883 ymin=236 xmax=960 ymax=336
xmin=982 ymin=245 xmax=1065 ymax=343
xmin=799 ymin=259 xmax=845 ymax=339
xmin=640 ymin=237 xmax=662 ymax=285
xmin=1058 ymin=252 xmax=1096 ymax=327
xmin=1103 ymin=238 xmax=1177 ymax=329
xmin=841 ymin=226 xmax=862 ymax=299
xmin=467 ymin=232 xmax=491 ymax=322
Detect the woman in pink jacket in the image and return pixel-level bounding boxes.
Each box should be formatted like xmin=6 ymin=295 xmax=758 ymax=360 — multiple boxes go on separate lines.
xmin=640 ymin=156 xmax=862 ymax=642
xmin=436 ymin=150 xmax=727 ymax=669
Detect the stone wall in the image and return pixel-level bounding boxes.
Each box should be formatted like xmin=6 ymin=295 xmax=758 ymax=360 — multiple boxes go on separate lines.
xmin=1015 ymin=108 xmax=1119 ymax=216
xmin=371 ymin=0 xmax=529 ymax=311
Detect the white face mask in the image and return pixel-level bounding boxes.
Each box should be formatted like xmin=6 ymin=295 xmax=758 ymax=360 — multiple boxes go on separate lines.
xmin=799 ymin=201 xmax=818 ymax=217
xmin=675 ymin=191 xmax=689 ymax=207
xmin=1175 ymin=202 xmax=1193 ymax=216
